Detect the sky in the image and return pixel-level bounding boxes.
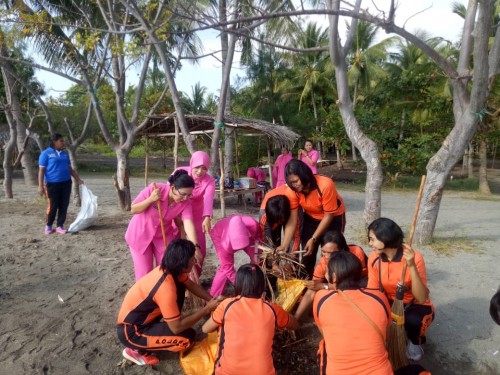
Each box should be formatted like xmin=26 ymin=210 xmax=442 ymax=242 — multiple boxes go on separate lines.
xmin=34 ymin=0 xmax=466 ymax=99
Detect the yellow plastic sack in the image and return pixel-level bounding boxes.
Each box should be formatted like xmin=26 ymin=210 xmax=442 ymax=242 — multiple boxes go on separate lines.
xmin=275 ymin=279 xmax=307 ymax=313
xmin=180 ymin=331 xmax=218 ymax=375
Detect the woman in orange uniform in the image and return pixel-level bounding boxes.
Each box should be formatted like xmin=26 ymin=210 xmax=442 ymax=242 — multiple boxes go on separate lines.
xmin=367 ymin=217 xmax=435 ymax=362
xmin=294 ymin=230 xmax=367 ymax=321
xmin=203 ymin=264 xmax=298 ymax=374
xmin=314 ymin=251 xmax=430 ymax=375
xmin=117 ymin=239 xmax=219 ymax=366
xmin=285 ymin=159 xmax=346 ymax=278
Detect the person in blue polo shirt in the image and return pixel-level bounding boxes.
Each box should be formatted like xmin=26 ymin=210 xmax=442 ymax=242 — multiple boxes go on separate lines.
xmin=38 ymin=134 xmax=84 ymax=234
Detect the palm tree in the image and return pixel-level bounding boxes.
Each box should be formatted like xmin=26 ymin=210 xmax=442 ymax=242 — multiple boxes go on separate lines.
xmin=185 ymin=82 xmax=208 ymax=114
xmin=282 ymin=22 xmax=332 ymax=155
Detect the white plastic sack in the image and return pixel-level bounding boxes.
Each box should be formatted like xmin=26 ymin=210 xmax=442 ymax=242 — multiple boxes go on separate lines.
xmin=68 ymin=184 xmax=98 ymax=232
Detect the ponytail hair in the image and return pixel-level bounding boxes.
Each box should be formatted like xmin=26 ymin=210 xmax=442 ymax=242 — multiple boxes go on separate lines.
xmin=169 ymin=169 xmax=195 ymax=189
xmin=235 ymin=263 xmax=266 ymax=298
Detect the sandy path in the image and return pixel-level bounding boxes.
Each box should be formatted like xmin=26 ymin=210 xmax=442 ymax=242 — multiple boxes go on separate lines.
xmin=0 ymin=175 xmax=499 ymax=374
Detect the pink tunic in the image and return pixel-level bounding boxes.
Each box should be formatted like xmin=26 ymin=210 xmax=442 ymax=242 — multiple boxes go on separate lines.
xmin=209 ymin=215 xmax=261 ymax=296
xmin=299 ymin=149 xmax=319 ymax=174
xmin=175 ymin=151 xmax=215 ymax=271
xmin=125 ymin=182 xmax=193 ymax=280
xmin=272 ymin=152 xmax=293 ymax=187
xmin=247 ymin=167 xmax=266 ymax=182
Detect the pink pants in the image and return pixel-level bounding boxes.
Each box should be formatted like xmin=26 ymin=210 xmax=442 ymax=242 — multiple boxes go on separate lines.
xmin=210 ymin=241 xmax=255 ymax=297
xmin=130 ymin=232 xmax=176 ymax=281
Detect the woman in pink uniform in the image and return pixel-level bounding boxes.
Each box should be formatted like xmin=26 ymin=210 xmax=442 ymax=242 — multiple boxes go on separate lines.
xmin=125 ymin=170 xmax=199 ymax=281
xmin=175 ymin=151 xmax=215 ymax=273
xmin=298 ymin=139 xmax=319 ymax=174
xmin=272 ymin=145 xmax=293 ymax=187
xmin=247 ymin=167 xmax=267 ymax=204
xmin=209 ymin=215 xmax=261 ymax=297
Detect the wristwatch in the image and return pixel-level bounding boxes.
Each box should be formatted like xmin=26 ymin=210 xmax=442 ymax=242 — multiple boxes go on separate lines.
xmin=323 ymin=284 xmax=329 ymax=290
xmin=311 ymin=237 xmax=318 ymax=243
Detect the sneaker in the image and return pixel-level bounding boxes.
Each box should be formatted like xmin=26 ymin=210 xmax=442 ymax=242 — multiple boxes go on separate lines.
xmin=407 ymin=341 xmax=424 ymax=361
xmin=122 ymin=348 xmax=159 ymax=366
xmin=56 ymin=227 xmax=67 ymax=234
xmin=45 ymin=226 xmax=54 ymax=235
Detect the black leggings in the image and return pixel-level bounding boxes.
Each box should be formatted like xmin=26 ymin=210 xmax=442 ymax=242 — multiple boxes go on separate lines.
xmin=300 ymin=213 xmax=346 ymax=279
xmin=45 ymin=179 xmax=72 ymax=227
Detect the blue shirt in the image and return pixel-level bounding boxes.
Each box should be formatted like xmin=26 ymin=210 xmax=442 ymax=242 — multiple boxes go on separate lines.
xmin=39 ymin=147 xmax=71 ymax=183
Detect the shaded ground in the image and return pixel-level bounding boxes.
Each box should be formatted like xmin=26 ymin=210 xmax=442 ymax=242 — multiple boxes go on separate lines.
xmin=1 ymin=166 xmax=499 ymax=374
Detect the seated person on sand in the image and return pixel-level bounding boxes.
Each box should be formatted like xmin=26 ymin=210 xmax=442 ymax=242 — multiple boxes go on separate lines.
xmin=116 ymin=239 xmax=219 ymax=366
xmin=367 ymin=217 xmax=435 ymax=362
xmin=203 ymin=264 xmax=298 ymax=374
xmin=314 ymin=251 xmax=431 ymax=375
xmin=294 ymin=230 xmax=367 ymax=322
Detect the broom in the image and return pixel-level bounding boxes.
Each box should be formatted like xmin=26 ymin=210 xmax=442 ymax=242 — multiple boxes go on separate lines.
xmin=387 ymin=175 xmax=426 ymax=370
xmin=152 ymin=182 xmax=167 ymax=249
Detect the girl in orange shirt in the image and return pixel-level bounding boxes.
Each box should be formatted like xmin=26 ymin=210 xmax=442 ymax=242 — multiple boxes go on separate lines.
xmin=367 ymin=218 xmax=435 ymax=362
xmin=294 ymin=231 xmax=367 ymax=321
xmin=203 ymin=264 xmax=298 ymax=374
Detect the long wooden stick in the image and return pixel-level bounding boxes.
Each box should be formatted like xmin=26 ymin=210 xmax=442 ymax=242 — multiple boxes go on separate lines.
xmin=152 ymin=182 xmax=167 ymax=248
xmin=219 ymin=145 xmax=226 ymax=217
xmin=407 ymin=175 xmax=426 ymax=247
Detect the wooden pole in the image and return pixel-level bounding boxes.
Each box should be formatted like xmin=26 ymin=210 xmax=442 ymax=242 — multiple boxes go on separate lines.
xmin=267 ymin=138 xmax=273 ymax=188
xmin=144 ymin=136 xmax=149 ymax=187
xmin=234 ymin=129 xmax=240 ymax=179
xmin=219 ymin=145 xmax=226 ymax=217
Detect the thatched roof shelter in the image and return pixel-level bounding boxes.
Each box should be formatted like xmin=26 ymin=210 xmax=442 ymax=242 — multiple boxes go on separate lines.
xmin=140 ymin=113 xmax=301 ymax=148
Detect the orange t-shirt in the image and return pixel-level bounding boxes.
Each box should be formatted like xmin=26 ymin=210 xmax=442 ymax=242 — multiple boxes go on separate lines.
xmin=367 ymin=248 xmax=433 ymax=306
xmin=313 ymin=289 xmax=392 ymax=375
xmin=298 ymin=175 xmax=345 ymax=220
xmin=260 ymin=184 xmax=299 ymax=211
xmin=211 ymin=296 xmax=290 ymax=375
xmin=117 ymin=267 xmax=188 ymax=326
xmin=313 ymin=245 xmax=368 ymax=280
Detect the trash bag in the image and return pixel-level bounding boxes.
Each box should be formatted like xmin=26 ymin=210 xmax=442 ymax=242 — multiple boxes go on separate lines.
xmin=275 ymin=279 xmax=307 ymax=313
xmin=180 ymin=331 xmax=218 ymax=375
xmin=68 ymin=185 xmax=98 ymax=233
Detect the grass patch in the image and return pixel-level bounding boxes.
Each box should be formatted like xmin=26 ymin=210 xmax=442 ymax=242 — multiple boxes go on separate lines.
xmin=428 ymin=237 xmax=480 ymax=256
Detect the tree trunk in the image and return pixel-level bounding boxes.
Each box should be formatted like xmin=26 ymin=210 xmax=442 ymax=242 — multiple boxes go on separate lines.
xmin=210 ymin=0 xmax=237 ymax=177
xmin=328 ymin=0 xmax=383 ymax=226
xmin=224 ymin=127 xmax=234 ymax=180
xmin=66 ymin=145 xmax=82 ymax=206
xmin=335 ymin=140 xmax=343 ymax=170
xmin=2 ymin=109 xmax=16 ymax=199
xmin=15 ymin=117 xmax=37 ymax=186
xmin=478 ymin=137 xmax=491 ymax=194
xmin=415 ymin=0 xmax=493 ymax=244
xmin=467 ymin=142 xmax=474 ymax=178
xmin=113 ymin=150 xmax=131 ymax=211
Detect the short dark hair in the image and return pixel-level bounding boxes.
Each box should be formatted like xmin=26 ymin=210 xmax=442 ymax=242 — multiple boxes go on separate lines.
xmin=284 ymin=159 xmax=316 ymax=190
xmin=169 ymin=169 xmax=195 ymax=189
xmin=49 ymin=133 xmax=64 ymax=148
xmin=265 ymin=195 xmax=291 ymax=227
xmin=234 ymin=263 xmax=266 ymax=298
xmin=322 ymin=231 xmax=349 ymax=251
xmin=490 ymin=289 xmax=500 ymax=325
xmin=160 ymin=238 xmax=195 ymax=276
xmin=367 ymin=217 xmax=404 ymax=250
xmin=327 ymin=251 xmax=362 ymax=290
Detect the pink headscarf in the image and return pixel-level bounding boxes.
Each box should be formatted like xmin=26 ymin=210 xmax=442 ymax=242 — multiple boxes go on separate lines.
xmin=190 ymin=151 xmax=210 ymax=170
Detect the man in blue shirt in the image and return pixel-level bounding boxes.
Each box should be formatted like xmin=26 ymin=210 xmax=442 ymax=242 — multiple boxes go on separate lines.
xmin=38 ymin=134 xmax=83 ymax=234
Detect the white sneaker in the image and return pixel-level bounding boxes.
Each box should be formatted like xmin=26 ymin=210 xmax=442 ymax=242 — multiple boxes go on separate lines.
xmin=406 ymin=341 xmax=424 ymax=361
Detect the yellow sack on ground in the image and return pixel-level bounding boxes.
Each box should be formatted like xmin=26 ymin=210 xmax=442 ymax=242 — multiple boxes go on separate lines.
xmin=275 ymin=279 xmax=307 ymax=313
xmin=180 ymin=331 xmax=218 ymax=375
